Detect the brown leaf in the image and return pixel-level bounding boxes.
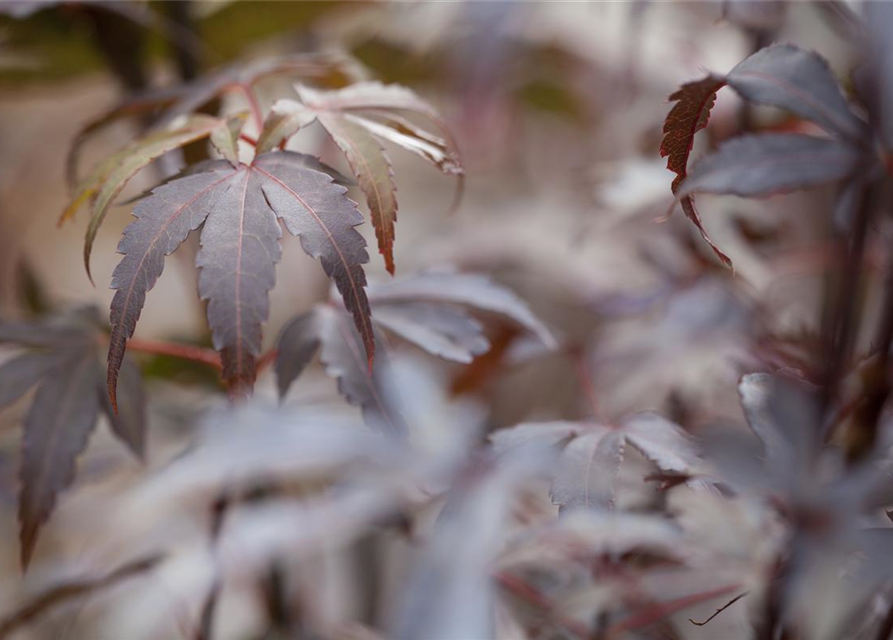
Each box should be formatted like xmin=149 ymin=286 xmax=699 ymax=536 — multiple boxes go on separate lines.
xmin=660 ymin=75 xmax=730 ymax=268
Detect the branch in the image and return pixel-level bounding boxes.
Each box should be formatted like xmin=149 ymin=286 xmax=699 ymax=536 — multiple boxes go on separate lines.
xmin=604 ymin=583 xmax=742 ymax=636
xmin=689 ymin=591 xmax=748 ymax=626
xmin=0 ymin=555 xmax=162 ymax=636
xmin=124 ymin=338 xmax=222 ymax=370
xmin=256 ymin=348 xmax=277 ymax=373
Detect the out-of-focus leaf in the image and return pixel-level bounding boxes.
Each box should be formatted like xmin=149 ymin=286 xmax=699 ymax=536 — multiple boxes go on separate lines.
xmin=100 ymin=356 xmax=146 ymax=458
xmin=677 ymin=134 xmax=861 ymax=198
xmin=129 ymin=402 xmax=396 ymax=512
xmin=367 ymin=269 xmax=556 ymax=349
xmin=864 ymin=2 xmax=893 ymax=150
xmin=372 ymin=302 xmax=489 ymax=364
xmin=391 ymin=449 xmax=547 ymax=640
xmin=274 ymin=311 xmax=321 ymax=400
xmin=19 ymin=351 xmax=100 ymax=569
xmin=316 ymin=306 xmax=406 ymax=435
xmin=107 ymin=150 xmax=373 ymax=404
xmin=275 ymin=305 xmax=405 ymax=433
xmin=276 ymin=269 xmax=552 ymax=418
xmin=0 ymin=309 xmax=147 ymax=568
xmin=735 ymin=372 xmax=820 ymax=490
xmin=264 ymin=82 xmax=464 ymax=274
xmin=727 ymin=43 xmax=866 ymax=141
xmin=491 ymin=413 xmax=699 ymax=513
xmin=0 ymin=353 xmax=62 ymax=410
xmin=551 ymin=430 xmax=625 ymax=511
xmin=622 ymin=412 xmax=701 ymax=474
xmin=723 ymin=0 xmax=787 ymax=31
xmin=489 ymin=421 xmax=580 ymax=454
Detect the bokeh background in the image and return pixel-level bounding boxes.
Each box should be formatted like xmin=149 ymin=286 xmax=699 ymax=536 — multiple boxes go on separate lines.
xmin=0 ymin=2 xmax=862 ymax=638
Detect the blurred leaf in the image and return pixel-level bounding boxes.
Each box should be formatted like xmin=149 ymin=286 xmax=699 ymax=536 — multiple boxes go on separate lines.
xmin=0 ymin=308 xmax=145 ymax=568
xmin=678 ymin=133 xmax=861 ymax=198
xmin=276 ymin=270 xmax=554 ymax=428
xmin=391 ymin=449 xmax=547 ymax=640
xmin=726 ymin=43 xmax=866 ymax=142
xmin=491 ymin=413 xmax=699 ymax=513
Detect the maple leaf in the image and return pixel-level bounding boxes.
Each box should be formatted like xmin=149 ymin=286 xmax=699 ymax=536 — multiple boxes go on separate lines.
xmin=258 ymin=82 xmax=464 ymax=274
xmin=274 ymin=269 xmax=555 ymax=428
xmin=66 ymin=53 xmax=360 ymax=187
xmin=490 ymin=413 xmax=699 ymax=512
xmin=60 ymin=114 xmax=246 ymax=282
xmin=0 ymin=308 xmax=146 ymax=568
xmin=107 ymin=150 xmax=373 ymax=406
xmin=275 ymin=306 xmax=406 ymax=435
xmin=660 ymin=75 xmax=730 ymax=268
xmin=661 ymin=44 xmax=870 ymax=268
xmin=677 ymin=133 xmax=862 ymax=199
xmin=725 ymin=43 xmax=867 ymax=142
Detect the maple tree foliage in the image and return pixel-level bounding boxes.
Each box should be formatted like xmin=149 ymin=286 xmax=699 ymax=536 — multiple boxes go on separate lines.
xmin=660 ymin=75 xmax=729 ymax=267
xmin=275 ymin=269 xmax=555 ymax=431
xmin=490 ymin=412 xmax=699 ymax=512
xmin=661 ymin=43 xmax=874 ymax=267
xmin=12 ymin=3 xmax=893 ymax=640
xmin=58 ymin=57 xmax=464 ymax=404
xmin=108 ymin=149 xmax=374 ymax=405
xmin=0 ymin=308 xmax=146 ymax=568
xmin=259 ymin=82 xmax=464 ymax=274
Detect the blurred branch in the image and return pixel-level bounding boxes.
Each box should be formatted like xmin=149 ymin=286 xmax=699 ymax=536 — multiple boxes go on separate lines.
xmin=124 ymin=338 xmax=222 ymax=370
xmin=0 ymin=554 xmax=163 ymax=637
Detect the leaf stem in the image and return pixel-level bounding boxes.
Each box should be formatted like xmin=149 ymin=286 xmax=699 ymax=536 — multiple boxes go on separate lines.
xmin=239 ymin=83 xmax=264 ymax=133
xmin=256 ymin=348 xmax=277 ymax=372
xmin=125 ymin=338 xmax=222 ymax=370
xmin=239 ymin=133 xmax=258 ymax=147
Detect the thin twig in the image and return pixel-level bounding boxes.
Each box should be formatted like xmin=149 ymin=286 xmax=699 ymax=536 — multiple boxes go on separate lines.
xmin=0 ymin=555 xmax=162 ymax=637
xmin=688 ymin=591 xmax=748 ymax=626
xmin=604 ymin=583 xmax=742 ymax=636
xmin=256 ymin=348 xmax=277 ymax=372
xmin=239 ymin=133 xmax=258 ymax=147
